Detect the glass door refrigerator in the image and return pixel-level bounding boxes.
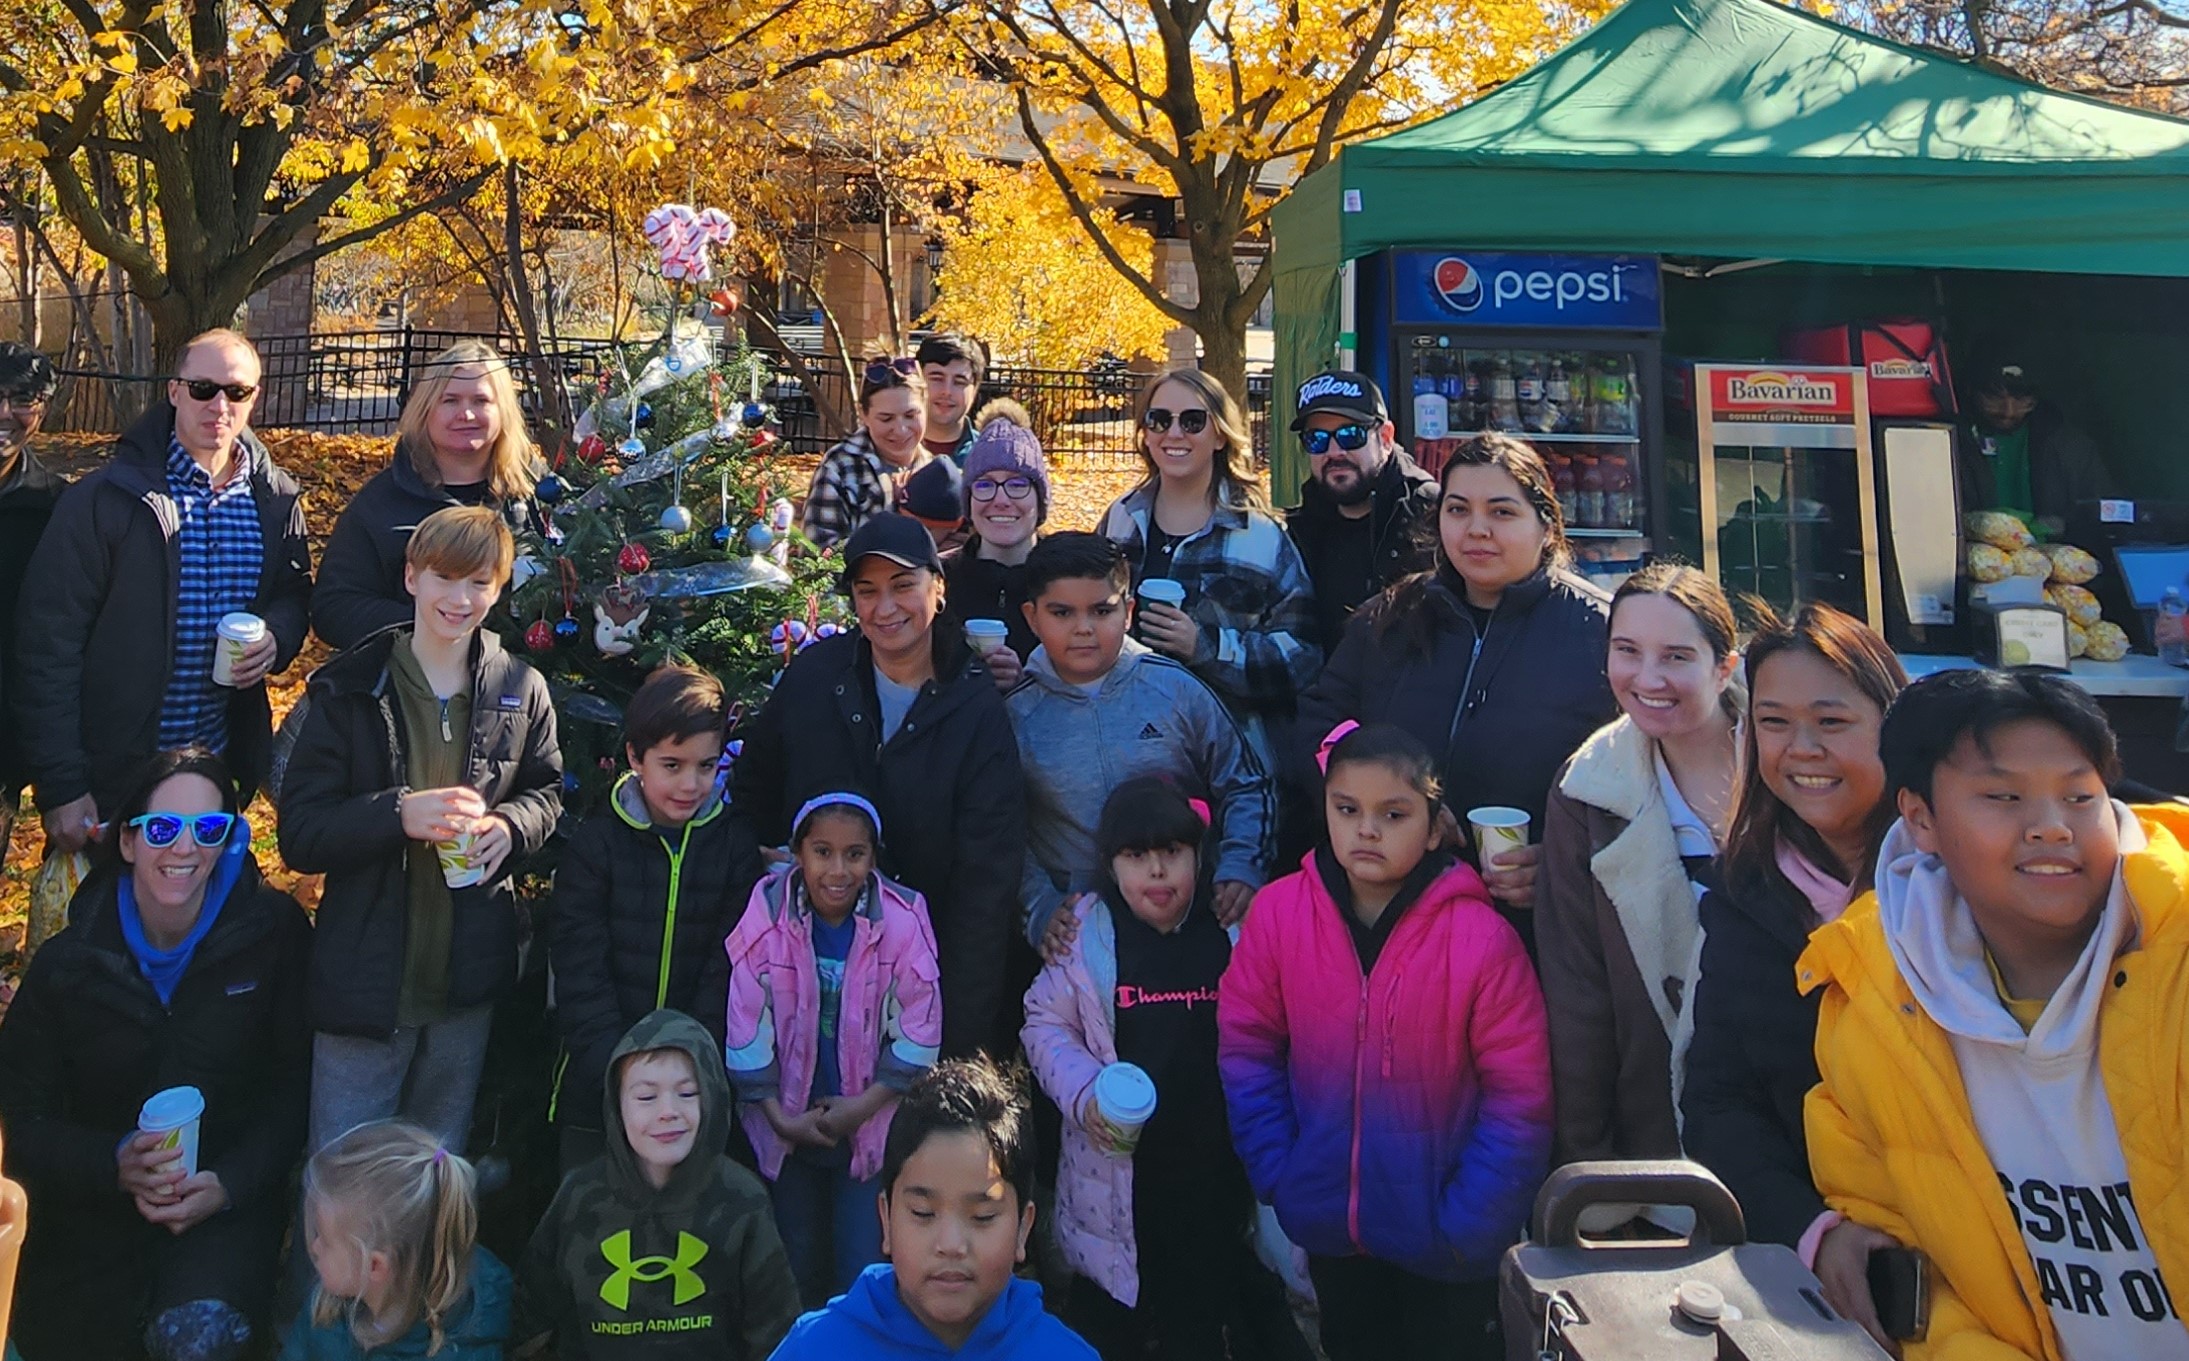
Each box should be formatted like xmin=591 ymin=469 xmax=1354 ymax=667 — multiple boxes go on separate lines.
xmin=1374 ymin=251 xmax=1666 ymax=594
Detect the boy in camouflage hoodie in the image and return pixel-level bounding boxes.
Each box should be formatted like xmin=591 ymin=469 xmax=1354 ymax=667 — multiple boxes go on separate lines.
xmin=513 ymin=1010 xmax=801 ymax=1359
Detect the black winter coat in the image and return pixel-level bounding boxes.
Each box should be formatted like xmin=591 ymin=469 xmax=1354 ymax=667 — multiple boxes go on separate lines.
xmin=1679 ymin=869 xmax=1827 ymax=1249
xmin=1297 ymin=564 xmax=1614 ymax=841
xmin=728 ymin=629 xmax=1026 ymax=1057
xmin=0 ymin=859 xmax=310 ymax=1335
xmin=1286 ymin=450 xmax=1439 ymax=655
xmin=0 ymin=448 xmax=66 ymax=797
xmin=11 ymin=404 xmax=312 ymax=815
xmin=278 ymin=627 xmax=563 ymax=1037
xmin=943 ymin=544 xmax=1038 ymax=661
xmin=549 ymin=776 xmax=757 ymax=1129
xmin=312 ymin=444 xmax=546 ymax=649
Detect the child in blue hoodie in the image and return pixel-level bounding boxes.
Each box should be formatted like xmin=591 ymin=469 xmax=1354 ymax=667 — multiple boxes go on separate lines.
xmin=767 ymin=1057 xmax=1097 ymax=1361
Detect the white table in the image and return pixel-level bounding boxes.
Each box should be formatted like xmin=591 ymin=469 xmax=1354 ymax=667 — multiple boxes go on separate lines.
xmin=1897 ymin=651 xmax=2189 ymax=699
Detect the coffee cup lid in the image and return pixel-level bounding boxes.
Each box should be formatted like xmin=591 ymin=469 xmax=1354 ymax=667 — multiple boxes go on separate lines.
xmin=964 ymin=618 xmax=1008 ymax=634
xmin=1137 ymin=579 xmax=1186 ymax=602
xmin=139 ymin=1085 xmax=205 ymax=1129
xmin=1094 ymin=1062 xmax=1158 ymax=1120
xmin=217 ymin=612 xmax=266 ymax=637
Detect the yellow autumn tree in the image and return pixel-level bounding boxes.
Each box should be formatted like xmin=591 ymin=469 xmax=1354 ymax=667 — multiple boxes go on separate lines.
xmin=966 ymin=0 xmax=1613 ymax=398
xmin=930 ymin=164 xmax=1171 ymax=371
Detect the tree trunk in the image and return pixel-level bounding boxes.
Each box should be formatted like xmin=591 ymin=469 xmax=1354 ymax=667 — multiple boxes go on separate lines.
xmin=502 ymin=160 xmax=572 ymax=457
xmin=1195 ymin=312 xmax=1249 ymax=412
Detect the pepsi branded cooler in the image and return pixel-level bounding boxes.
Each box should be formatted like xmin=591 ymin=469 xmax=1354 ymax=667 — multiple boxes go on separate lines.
xmin=1357 ymin=250 xmax=1667 ymax=594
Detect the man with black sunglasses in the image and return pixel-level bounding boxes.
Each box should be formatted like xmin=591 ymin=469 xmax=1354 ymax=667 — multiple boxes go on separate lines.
xmin=13 ymin=328 xmax=313 ymax=852
xmin=1283 ymin=370 xmax=1438 ymax=654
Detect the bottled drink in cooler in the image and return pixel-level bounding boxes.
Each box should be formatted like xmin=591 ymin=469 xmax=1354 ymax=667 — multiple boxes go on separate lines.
xmin=1439 ymin=353 xmax=1469 ymax=428
xmin=1576 ymin=455 xmax=1606 ymax=528
xmin=1461 ymin=360 xmax=1486 ymax=430
xmin=1593 ymin=354 xmax=1638 ymax=435
xmin=1552 ymin=453 xmax=1578 ymax=525
xmin=1544 ymin=357 xmax=1573 ymax=432
xmin=1604 ymin=453 xmax=1636 ymax=529
xmin=1488 ymin=355 xmax=1520 ymax=430
xmin=1413 ymin=359 xmax=1450 ymax=439
xmin=1516 ymin=354 xmax=1545 ymax=429
xmin=2160 ymin=587 xmax=2187 ymax=667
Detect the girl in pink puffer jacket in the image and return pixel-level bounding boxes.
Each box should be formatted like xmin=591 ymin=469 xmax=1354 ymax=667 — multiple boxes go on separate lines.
xmin=1022 ymin=776 xmax=1309 ymax=1361
xmin=1218 ymin=723 xmax=1553 ymax=1361
xmin=723 ymin=792 xmax=942 ymax=1307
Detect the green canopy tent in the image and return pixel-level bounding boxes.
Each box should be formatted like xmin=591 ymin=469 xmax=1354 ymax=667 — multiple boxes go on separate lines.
xmin=1269 ymin=0 xmax=2189 ymax=499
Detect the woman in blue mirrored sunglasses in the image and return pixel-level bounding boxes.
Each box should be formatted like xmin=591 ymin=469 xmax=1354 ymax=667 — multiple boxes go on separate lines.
xmin=128 ymin=811 xmax=240 ymax=849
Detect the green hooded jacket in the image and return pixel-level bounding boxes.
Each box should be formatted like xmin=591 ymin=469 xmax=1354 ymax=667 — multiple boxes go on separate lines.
xmin=513 ymin=1009 xmax=801 ymax=1359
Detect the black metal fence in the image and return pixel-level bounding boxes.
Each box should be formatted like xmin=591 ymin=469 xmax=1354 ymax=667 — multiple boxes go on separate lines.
xmin=47 ymin=328 xmax=1273 ymax=465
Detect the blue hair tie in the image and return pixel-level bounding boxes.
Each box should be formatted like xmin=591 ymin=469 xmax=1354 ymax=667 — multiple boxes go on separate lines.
xmin=792 ymin=792 xmax=883 ymax=843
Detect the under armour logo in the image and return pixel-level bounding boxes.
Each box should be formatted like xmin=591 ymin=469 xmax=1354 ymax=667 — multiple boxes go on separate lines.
xmin=599 ymin=1230 xmax=710 ymax=1310
xmin=1138 ymin=723 xmax=1162 ymax=740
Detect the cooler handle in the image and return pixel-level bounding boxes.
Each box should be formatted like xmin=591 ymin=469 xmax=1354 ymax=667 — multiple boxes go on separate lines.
xmin=1530 ymin=1159 xmax=1747 ymax=1248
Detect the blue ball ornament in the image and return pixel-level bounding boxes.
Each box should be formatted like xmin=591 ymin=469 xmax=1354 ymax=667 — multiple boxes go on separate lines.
xmin=740 ymin=402 xmax=768 ymax=429
xmin=553 ymin=616 xmax=581 ymax=642
xmin=711 ymin=523 xmax=734 ymax=548
xmin=635 ymin=403 xmax=654 ymax=429
xmin=535 ymin=473 xmax=568 ymax=504
xmin=618 ymin=436 xmax=646 ymax=458
xmin=562 ymin=771 xmax=581 ymax=793
xmin=660 ymin=504 xmax=694 ymax=534
xmin=745 ymin=523 xmax=776 ymax=553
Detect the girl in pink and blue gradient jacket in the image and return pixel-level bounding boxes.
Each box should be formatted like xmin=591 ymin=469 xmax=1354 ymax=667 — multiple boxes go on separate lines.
xmin=1218 ymin=723 xmax=1553 ymax=1361
xmin=724 ymin=792 xmax=943 ymax=1308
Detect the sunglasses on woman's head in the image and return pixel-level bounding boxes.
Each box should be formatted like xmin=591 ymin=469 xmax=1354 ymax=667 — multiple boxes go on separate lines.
xmin=863 ymin=358 xmax=918 ymax=385
xmin=128 ymin=811 xmax=238 ymax=849
xmin=1142 ymin=407 xmax=1209 ymax=435
xmin=177 ymin=378 xmax=258 ymax=403
xmin=970 ymin=475 xmax=1035 ymax=502
xmin=1302 ymin=424 xmax=1371 ymax=456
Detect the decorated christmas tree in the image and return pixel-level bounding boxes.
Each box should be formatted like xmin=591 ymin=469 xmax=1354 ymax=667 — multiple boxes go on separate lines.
xmin=494 ymin=205 xmax=847 ymax=815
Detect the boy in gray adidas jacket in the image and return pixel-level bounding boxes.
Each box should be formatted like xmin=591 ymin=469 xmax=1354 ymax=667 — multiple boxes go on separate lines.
xmin=1006 ymin=533 xmax=1274 ymax=958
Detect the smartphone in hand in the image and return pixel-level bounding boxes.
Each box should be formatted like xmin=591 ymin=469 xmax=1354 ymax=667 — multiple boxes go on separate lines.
xmin=1867 ymin=1245 xmax=1930 ymax=1341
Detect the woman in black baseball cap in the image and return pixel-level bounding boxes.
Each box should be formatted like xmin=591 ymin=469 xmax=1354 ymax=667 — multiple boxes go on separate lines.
xmin=727 ymin=513 xmax=1028 ymax=1058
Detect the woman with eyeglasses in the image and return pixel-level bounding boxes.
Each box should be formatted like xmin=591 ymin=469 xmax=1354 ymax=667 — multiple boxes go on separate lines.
xmin=802 ymin=358 xmax=930 ymax=551
xmin=1296 ymin=434 xmax=1615 ymax=950
xmin=944 ymin=399 xmax=1050 ymax=685
xmin=1098 ymin=369 xmax=1318 ymax=774
xmin=0 ymin=747 xmax=310 ymax=1361
xmin=312 ymin=340 xmax=547 ymax=650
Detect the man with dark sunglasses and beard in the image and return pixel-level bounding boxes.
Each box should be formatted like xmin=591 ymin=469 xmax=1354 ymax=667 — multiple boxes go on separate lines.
xmin=1283 ymin=371 xmax=1438 ymax=654
xmin=13 ymin=329 xmax=312 ymax=853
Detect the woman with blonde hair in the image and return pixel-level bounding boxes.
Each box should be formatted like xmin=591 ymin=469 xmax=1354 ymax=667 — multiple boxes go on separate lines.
xmin=1097 ymin=371 xmax=1316 ymax=889
xmin=312 ymin=340 xmax=546 ymax=648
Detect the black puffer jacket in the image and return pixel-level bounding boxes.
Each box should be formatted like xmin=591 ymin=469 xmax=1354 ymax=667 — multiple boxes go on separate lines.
xmin=727 ymin=629 xmax=1025 ymax=1057
xmin=549 ymin=774 xmax=758 ymax=1130
xmin=0 ymin=448 xmax=66 ymax=797
xmin=943 ymin=544 xmax=1037 ymax=661
xmin=0 ymin=855 xmax=310 ymax=1355
xmin=1286 ymin=449 xmax=1439 ymax=654
xmin=11 ymin=404 xmax=312 ymax=814
xmin=312 ymin=443 xmax=546 ymax=649
xmin=1679 ymin=868 xmax=1827 ymax=1249
xmin=1297 ymin=564 xmax=1614 ymax=838
xmin=278 ymin=627 xmax=562 ymax=1037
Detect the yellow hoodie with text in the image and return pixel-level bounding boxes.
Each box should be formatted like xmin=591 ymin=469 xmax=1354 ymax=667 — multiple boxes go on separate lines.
xmin=1800 ymin=804 xmax=2189 ymax=1361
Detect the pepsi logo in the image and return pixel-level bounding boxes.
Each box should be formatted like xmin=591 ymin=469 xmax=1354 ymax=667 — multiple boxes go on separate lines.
xmin=1433 ymin=257 xmax=1484 ymax=314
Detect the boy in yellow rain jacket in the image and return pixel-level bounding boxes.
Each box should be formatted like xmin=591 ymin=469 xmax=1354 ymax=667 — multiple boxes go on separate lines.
xmin=1802 ymin=669 xmax=2189 ymax=1361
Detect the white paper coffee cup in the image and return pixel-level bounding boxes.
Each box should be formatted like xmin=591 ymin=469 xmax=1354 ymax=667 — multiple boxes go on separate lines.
xmin=436 ymin=830 xmax=485 ymax=888
xmin=138 ymin=1086 xmax=204 ymax=1179
xmin=1136 ymin=579 xmax=1187 ymax=610
xmin=1091 ymin=1062 xmax=1158 ymax=1157
xmin=1467 ymin=806 xmax=1532 ymax=868
xmin=210 ymin=613 xmax=265 ymax=687
xmin=963 ymin=619 xmax=1010 ymax=653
